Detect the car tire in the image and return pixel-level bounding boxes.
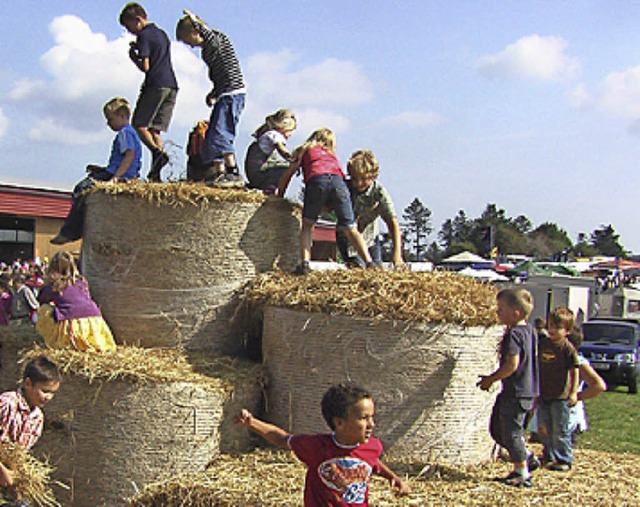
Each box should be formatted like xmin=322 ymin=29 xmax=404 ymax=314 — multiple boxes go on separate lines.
xmin=628 ymin=375 xmax=638 ymax=395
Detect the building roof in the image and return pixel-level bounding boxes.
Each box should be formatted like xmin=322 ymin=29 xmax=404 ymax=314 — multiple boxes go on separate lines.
xmin=0 ymin=183 xmax=72 ymax=219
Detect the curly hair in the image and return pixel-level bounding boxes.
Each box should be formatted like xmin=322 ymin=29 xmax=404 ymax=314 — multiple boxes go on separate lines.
xmin=253 ymin=108 xmax=297 ymax=139
xmin=321 ymin=383 xmax=372 ymax=430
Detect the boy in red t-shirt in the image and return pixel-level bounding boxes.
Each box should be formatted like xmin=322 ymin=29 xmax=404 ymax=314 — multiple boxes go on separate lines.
xmin=236 ymin=383 xmax=410 ymax=506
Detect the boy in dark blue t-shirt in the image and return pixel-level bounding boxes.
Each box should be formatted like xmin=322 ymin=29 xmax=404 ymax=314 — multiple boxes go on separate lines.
xmin=120 ymin=2 xmax=178 ymax=182
xmin=478 ymin=288 xmax=540 ymax=487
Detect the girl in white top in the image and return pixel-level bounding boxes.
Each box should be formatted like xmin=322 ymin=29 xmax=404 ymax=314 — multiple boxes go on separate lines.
xmin=244 ymin=108 xmax=296 ymax=191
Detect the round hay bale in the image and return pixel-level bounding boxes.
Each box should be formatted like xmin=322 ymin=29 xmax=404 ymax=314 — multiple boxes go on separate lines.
xmin=0 ymin=324 xmax=43 ymax=392
xmin=81 ymin=183 xmax=300 ymax=353
xmin=261 ymin=306 xmax=502 ymax=465
xmin=32 ymin=349 xmax=263 ymax=507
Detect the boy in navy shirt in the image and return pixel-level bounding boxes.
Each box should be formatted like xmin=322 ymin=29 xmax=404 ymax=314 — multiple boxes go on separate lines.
xmin=478 ymin=288 xmax=540 ymax=487
xmin=120 ymin=2 xmax=178 ymax=182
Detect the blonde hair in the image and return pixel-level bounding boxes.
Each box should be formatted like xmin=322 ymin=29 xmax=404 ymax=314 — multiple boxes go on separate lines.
xmin=292 ymin=128 xmax=336 ymax=161
xmin=253 ymin=108 xmax=297 ymax=139
xmin=47 ymin=251 xmax=83 ymax=293
xmin=548 ymin=307 xmax=575 ymax=332
xmin=497 ymin=288 xmax=533 ymax=318
xmin=103 ymin=97 xmax=131 ymax=118
xmin=347 ymin=149 xmax=379 ymax=179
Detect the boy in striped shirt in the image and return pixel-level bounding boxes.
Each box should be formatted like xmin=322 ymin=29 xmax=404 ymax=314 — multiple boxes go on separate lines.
xmin=176 ymin=9 xmax=246 ymax=188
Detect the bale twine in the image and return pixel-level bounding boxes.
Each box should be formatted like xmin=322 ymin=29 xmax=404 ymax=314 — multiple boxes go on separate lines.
xmin=81 ymin=182 xmax=301 ymax=353
xmin=28 ymin=347 xmax=263 ymax=507
xmin=261 ymin=306 xmax=502 ymax=465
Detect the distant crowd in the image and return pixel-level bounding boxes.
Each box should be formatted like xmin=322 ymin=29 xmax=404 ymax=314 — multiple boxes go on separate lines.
xmin=0 ymin=258 xmax=47 ymax=325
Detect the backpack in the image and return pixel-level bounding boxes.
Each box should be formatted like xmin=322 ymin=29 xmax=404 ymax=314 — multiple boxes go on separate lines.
xmin=186 ymin=120 xmax=210 ymax=181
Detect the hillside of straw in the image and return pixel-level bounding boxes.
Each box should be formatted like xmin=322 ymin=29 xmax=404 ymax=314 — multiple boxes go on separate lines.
xmin=129 ymin=446 xmax=640 ymax=506
xmin=244 ymin=269 xmax=499 ymax=327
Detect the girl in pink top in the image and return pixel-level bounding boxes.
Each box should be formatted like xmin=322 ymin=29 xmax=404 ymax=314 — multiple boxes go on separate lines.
xmin=277 ymin=128 xmax=373 ymax=274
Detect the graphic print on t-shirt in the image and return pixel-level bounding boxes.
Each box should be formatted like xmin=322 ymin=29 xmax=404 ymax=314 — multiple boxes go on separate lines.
xmin=318 ymin=457 xmax=372 ymax=503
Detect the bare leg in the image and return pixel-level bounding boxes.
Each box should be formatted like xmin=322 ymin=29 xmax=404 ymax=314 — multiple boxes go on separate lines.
xmin=300 ymin=221 xmax=314 ymax=262
xmin=343 ymin=227 xmax=372 ymax=264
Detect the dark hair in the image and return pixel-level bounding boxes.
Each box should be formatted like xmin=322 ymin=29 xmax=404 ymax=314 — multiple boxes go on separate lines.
xmin=23 ymin=356 xmax=61 ymax=384
xmin=119 ymin=2 xmax=147 ymax=24
xmin=567 ymin=328 xmax=583 ymax=349
xmin=321 ymin=383 xmax=371 ymax=430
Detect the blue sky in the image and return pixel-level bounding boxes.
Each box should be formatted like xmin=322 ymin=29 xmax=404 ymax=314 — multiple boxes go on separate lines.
xmin=1 ymin=1 xmax=640 ymax=252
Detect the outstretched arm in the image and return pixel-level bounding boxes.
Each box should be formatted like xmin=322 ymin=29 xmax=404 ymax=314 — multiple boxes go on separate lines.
xmin=383 ymin=216 xmax=404 ymax=266
xmin=235 ymin=409 xmax=291 ymax=449
xmin=377 ymin=460 xmax=410 ymax=496
xmin=578 ymin=362 xmax=607 ymax=401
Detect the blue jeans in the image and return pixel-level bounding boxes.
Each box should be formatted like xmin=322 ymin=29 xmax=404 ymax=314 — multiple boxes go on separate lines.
xmin=489 ymin=394 xmax=534 ymax=463
xmin=60 ymin=170 xmax=112 ymax=240
xmin=538 ymin=398 xmax=573 ymax=464
xmin=303 ymin=174 xmax=355 ymax=228
xmin=202 ymin=93 xmax=245 ymax=164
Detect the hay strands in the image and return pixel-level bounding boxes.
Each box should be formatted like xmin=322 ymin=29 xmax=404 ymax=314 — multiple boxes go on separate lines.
xmin=0 ymin=442 xmax=60 ymax=507
xmin=243 ymin=269 xmax=499 ymax=328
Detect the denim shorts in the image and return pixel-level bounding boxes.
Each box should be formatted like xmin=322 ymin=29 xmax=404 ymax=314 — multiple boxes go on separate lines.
xmin=303 ymin=174 xmax=355 ymax=228
xmin=202 ymin=93 xmax=245 ymax=164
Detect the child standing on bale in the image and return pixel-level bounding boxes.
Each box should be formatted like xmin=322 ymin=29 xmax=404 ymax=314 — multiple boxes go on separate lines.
xmin=337 ymin=150 xmax=403 ymax=268
xmin=537 ymin=307 xmax=580 ymax=471
xmin=478 ymin=288 xmax=540 ymax=487
xmin=50 ymin=97 xmax=142 ymax=245
xmin=277 ymin=128 xmax=374 ymax=275
xmin=0 ymin=356 xmax=60 ymax=506
xmin=119 ymin=2 xmax=178 ymax=182
xmin=176 ymin=9 xmax=245 ymax=188
xmin=35 ymin=251 xmax=116 ymax=352
xmin=236 ymin=383 xmax=410 ymax=506
xmin=244 ymin=108 xmax=297 ymax=191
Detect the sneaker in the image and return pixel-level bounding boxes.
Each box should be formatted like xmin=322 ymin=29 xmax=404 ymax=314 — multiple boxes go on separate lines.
xmin=548 ymin=461 xmax=572 ymax=472
xmin=294 ymin=261 xmax=311 ymax=275
xmin=50 ymin=233 xmax=73 ymax=245
xmin=501 ymin=471 xmax=533 ymax=488
xmin=206 ymin=172 xmax=245 ymax=188
xmin=527 ymin=454 xmax=541 ymax=472
xmin=148 ymin=150 xmax=169 ymax=182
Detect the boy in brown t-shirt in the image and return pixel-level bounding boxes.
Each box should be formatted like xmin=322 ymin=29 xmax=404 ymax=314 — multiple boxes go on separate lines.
xmin=538 ymin=307 xmax=580 ymax=471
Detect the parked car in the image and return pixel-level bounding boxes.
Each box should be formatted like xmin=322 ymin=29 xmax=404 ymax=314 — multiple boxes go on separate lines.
xmin=580 ymin=318 xmax=640 ymax=394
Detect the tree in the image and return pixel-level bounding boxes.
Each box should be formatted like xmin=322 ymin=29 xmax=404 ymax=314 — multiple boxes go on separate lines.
xmin=401 ymin=198 xmax=432 ymax=261
xmin=590 ymin=225 xmax=627 ymax=257
xmin=527 ymin=222 xmax=572 ymax=259
xmin=425 ymin=241 xmax=444 ymax=263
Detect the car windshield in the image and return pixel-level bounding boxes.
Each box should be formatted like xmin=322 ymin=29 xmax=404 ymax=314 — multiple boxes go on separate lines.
xmin=582 ymin=323 xmax=636 ymax=345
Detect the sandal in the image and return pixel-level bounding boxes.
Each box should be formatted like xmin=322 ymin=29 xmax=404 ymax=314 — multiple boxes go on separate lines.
xmin=502 ymin=471 xmax=533 ymax=488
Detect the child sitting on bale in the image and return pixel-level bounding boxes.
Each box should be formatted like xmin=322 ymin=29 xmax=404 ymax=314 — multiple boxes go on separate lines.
xmin=0 ymin=356 xmax=60 ymax=506
xmin=35 ymin=251 xmax=116 ymax=352
xmin=50 ymin=97 xmax=142 ymax=245
xmin=478 ymin=288 xmax=540 ymax=488
xmin=236 ymin=382 xmax=410 ymax=506
xmin=244 ymin=108 xmax=297 ymax=192
xmin=277 ymin=128 xmax=374 ymax=275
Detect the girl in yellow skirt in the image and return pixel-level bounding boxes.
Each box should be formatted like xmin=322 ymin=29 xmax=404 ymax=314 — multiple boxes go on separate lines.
xmin=35 ymin=251 xmax=116 ymax=352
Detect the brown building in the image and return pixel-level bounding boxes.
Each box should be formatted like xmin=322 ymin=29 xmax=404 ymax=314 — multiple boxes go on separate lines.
xmin=0 ymin=183 xmax=81 ymax=263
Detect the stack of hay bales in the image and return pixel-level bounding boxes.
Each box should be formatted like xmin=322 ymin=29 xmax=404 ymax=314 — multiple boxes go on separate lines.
xmin=81 ymin=181 xmax=301 ymax=353
xmin=26 ymin=182 xmax=302 ymax=506
xmin=245 ymin=269 xmax=502 ymax=465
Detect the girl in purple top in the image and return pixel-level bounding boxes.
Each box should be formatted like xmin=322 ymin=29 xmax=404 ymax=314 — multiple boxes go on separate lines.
xmin=35 ymin=252 xmax=116 ymax=352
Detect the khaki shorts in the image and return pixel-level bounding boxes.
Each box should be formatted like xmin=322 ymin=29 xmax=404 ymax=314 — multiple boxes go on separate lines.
xmin=132 ymin=86 xmax=177 ymax=131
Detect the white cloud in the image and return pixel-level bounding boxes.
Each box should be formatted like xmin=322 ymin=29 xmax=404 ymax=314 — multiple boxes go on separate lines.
xmin=7 ymin=15 xmax=210 ymax=143
xmin=0 ymin=108 xmax=8 ymax=138
xmin=28 ymin=117 xmax=107 ymax=145
xmin=378 ymin=111 xmax=443 ymax=129
xmin=568 ymin=83 xmax=592 ymax=109
xmin=242 ymin=50 xmax=373 ymax=136
xmin=595 ymin=66 xmax=640 ymax=119
xmin=477 ymin=35 xmax=580 ymax=81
